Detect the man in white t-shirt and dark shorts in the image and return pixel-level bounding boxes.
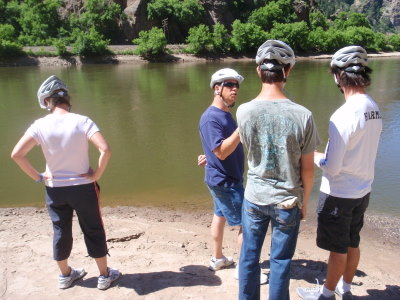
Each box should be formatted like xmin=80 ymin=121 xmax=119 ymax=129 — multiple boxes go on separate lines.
xmin=297 ymin=46 xmax=382 ymax=300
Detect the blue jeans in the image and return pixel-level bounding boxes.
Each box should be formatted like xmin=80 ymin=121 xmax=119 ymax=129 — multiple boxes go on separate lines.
xmin=239 ymin=199 xmax=300 ymax=300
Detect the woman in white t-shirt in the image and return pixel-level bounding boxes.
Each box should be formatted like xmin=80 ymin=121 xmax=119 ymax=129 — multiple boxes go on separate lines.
xmin=11 ymin=75 xmax=121 ymax=290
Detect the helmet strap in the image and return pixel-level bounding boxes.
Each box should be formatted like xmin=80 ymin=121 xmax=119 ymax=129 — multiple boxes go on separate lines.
xmin=219 ymin=86 xmax=235 ymax=108
xmin=221 ymin=96 xmax=235 ymax=108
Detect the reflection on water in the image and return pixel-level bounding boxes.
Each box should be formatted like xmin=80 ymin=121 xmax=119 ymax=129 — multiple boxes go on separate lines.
xmin=1 ymin=59 xmax=399 ymax=216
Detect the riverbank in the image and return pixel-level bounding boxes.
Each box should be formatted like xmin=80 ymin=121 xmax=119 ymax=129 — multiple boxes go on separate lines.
xmin=1 ymin=206 xmax=399 ymax=299
xmin=1 ymin=46 xmax=400 ymax=67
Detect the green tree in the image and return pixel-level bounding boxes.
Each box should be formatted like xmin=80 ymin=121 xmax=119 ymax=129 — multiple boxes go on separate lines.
xmin=334 ymin=12 xmax=372 ymax=30
xmin=53 ymin=38 xmax=70 ymax=56
xmin=212 ymin=23 xmax=231 ymax=54
xmin=133 ymin=27 xmax=167 ymax=58
xmin=83 ymin=0 xmax=122 ymax=39
xmin=269 ymin=21 xmax=310 ymax=52
xmin=72 ymin=28 xmax=110 ymax=56
xmin=309 ymin=10 xmax=329 ymax=30
xmin=307 ymin=27 xmax=346 ymax=52
xmin=0 ymin=24 xmax=23 ymax=58
xmin=248 ymin=0 xmax=295 ymax=31
xmin=177 ymin=0 xmax=205 ymax=25
xmin=0 ymin=24 xmax=15 ymax=40
xmin=185 ymin=24 xmax=212 ymax=54
xmin=17 ymin=0 xmax=63 ymax=45
xmin=343 ymin=26 xmax=378 ymax=51
xmin=148 ymin=0 xmax=204 ymax=27
xmin=0 ymin=0 xmax=20 ymax=29
xmin=230 ymin=20 xmax=267 ymax=53
xmin=387 ymin=34 xmax=400 ymax=51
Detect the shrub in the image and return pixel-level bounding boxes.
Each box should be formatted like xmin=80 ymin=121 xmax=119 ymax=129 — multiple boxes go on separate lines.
xmin=309 ymin=10 xmax=329 ymax=30
xmin=17 ymin=0 xmax=63 ymax=46
xmin=269 ymin=22 xmax=310 ymax=52
xmin=248 ymin=0 xmax=295 ymax=31
xmin=307 ymin=27 xmax=346 ymax=53
xmin=342 ymin=26 xmax=378 ymax=51
xmin=0 ymin=24 xmax=16 ymax=41
xmin=72 ymin=28 xmax=110 ymax=56
xmin=133 ymin=27 xmax=167 ymax=57
xmin=53 ymin=38 xmax=70 ymax=56
xmin=185 ymin=24 xmax=212 ymax=54
xmin=373 ymin=32 xmax=387 ymax=51
xmin=334 ymin=12 xmax=372 ymax=30
xmin=71 ymin=0 xmax=123 ymax=42
xmin=212 ymin=23 xmax=231 ymax=54
xmin=148 ymin=0 xmax=204 ymax=27
xmin=387 ymin=34 xmax=400 ymax=51
xmin=230 ymin=20 xmax=267 ymax=53
xmin=0 ymin=40 xmax=23 ymax=58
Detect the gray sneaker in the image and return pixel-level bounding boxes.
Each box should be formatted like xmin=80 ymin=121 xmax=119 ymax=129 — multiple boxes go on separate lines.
xmin=58 ymin=267 xmax=87 ymax=289
xmin=97 ymin=267 xmax=121 ymax=290
xmin=335 ymin=287 xmax=353 ymax=300
xmin=297 ymin=284 xmax=336 ymax=300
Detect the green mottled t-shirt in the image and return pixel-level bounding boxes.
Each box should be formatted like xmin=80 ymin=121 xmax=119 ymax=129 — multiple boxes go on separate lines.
xmin=236 ymin=99 xmax=320 ymax=206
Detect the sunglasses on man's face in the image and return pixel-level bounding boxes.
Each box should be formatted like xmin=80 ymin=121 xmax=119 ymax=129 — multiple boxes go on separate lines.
xmin=222 ymin=82 xmax=240 ymax=89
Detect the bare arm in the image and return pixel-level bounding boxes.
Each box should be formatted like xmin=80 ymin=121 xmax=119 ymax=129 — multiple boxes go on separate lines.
xmin=82 ymin=132 xmax=112 ymax=181
xmin=11 ymin=134 xmax=43 ymax=182
xmin=300 ymin=151 xmax=315 ymax=220
xmin=213 ymin=128 xmax=241 ymax=160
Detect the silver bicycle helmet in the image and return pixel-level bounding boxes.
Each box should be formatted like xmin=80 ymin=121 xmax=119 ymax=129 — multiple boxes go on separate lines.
xmin=255 ymin=40 xmax=295 ymax=68
xmin=210 ymin=68 xmax=244 ymax=89
xmin=331 ymin=46 xmax=368 ymax=69
xmin=37 ymin=75 xmax=68 ymax=109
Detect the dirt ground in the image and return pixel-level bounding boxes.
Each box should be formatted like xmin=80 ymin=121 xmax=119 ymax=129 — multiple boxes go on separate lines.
xmin=0 ymin=206 xmax=399 ymax=300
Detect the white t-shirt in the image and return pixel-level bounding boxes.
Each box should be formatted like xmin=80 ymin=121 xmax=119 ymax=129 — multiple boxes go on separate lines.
xmin=316 ymin=94 xmax=382 ymax=198
xmin=26 ymin=113 xmax=99 ymax=187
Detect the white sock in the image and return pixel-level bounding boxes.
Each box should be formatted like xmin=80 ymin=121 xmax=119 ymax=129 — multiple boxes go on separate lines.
xmin=322 ymin=285 xmax=335 ymax=297
xmin=337 ymin=277 xmax=351 ymax=293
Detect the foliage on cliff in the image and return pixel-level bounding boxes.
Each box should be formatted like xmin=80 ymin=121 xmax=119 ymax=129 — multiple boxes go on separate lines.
xmin=0 ymin=0 xmax=400 ymax=58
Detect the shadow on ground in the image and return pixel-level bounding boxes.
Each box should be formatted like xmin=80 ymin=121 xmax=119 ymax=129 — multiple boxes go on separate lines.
xmin=289 ymin=259 xmax=399 ymax=300
xmin=118 ymin=264 xmax=221 ymax=295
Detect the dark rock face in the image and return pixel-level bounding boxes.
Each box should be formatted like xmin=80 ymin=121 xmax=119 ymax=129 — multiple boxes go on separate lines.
xmin=122 ymin=0 xmax=154 ymax=42
xmin=293 ymin=0 xmax=311 ymax=22
xmin=381 ymin=0 xmax=400 ymax=28
xmin=351 ymin=0 xmax=400 ymax=30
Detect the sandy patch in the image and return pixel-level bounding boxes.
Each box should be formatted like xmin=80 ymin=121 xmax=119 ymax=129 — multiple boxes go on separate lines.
xmin=0 ymin=206 xmax=399 ymax=299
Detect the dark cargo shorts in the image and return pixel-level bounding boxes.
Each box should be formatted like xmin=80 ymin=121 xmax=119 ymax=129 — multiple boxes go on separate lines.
xmin=316 ymin=192 xmax=370 ymax=254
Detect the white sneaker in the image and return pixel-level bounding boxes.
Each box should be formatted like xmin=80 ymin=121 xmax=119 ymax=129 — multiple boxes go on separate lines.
xmin=233 ymin=265 xmax=268 ymax=284
xmin=97 ymin=267 xmax=121 ymax=290
xmin=58 ymin=267 xmax=87 ymax=289
xmin=209 ymin=256 xmax=234 ymax=271
xmin=297 ymin=280 xmax=335 ymax=300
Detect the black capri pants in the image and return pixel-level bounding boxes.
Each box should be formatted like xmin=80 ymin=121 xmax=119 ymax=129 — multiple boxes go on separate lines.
xmin=45 ymin=182 xmax=108 ymax=261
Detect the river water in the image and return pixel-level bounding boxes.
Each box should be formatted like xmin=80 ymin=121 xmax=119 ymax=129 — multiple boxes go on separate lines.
xmin=1 ymin=59 xmax=399 ymax=219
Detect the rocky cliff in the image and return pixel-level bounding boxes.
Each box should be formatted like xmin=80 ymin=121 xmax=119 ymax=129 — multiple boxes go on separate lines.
xmin=61 ymin=0 xmax=400 ymax=44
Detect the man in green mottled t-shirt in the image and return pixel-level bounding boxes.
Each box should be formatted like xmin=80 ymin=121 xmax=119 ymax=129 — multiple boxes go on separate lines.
xmin=236 ymin=40 xmax=320 ymax=300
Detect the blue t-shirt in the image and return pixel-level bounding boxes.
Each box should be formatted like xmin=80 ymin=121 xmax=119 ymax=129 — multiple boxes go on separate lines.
xmin=199 ymin=106 xmax=244 ymax=187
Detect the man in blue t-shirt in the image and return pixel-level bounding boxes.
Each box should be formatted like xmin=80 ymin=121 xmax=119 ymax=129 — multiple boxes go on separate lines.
xmin=198 ymin=68 xmax=245 ymax=273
